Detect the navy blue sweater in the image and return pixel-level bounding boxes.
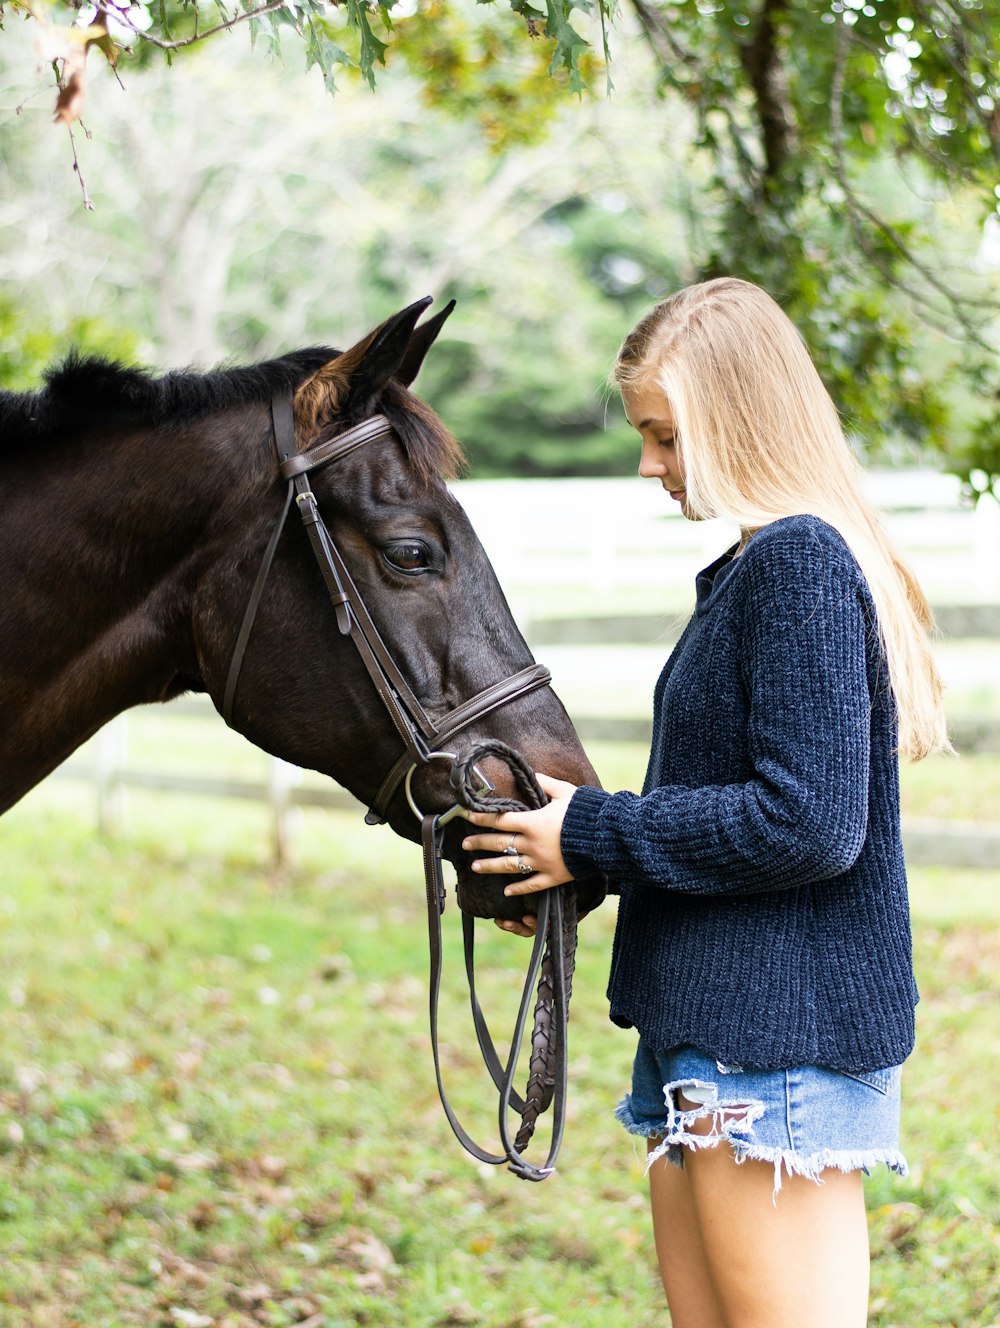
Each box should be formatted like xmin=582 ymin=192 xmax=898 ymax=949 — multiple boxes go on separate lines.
xmin=560 ymin=514 xmax=918 ymax=1074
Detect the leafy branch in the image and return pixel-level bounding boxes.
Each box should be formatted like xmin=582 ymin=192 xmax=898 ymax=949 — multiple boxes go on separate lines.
xmin=829 ymin=11 xmax=996 ymax=354
xmin=6 ymin=0 xmax=611 ymax=123
xmin=94 ymin=0 xmax=289 ymax=51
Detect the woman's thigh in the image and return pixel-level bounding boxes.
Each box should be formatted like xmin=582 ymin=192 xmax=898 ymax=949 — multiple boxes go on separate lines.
xmin=647 ymin=1139 xmax=729 ymax=1328
xmin=647 ymin=1106 xmax=869 ymax=1328
xmin=680 ymin=1126 xmax=869 ymax=1328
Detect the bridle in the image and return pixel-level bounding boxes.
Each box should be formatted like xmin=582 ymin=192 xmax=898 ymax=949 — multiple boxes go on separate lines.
xmin=223 ymin=396 xmax=551 ymax=825
xmin=221 ymin=395 xmax=573 ymax=1180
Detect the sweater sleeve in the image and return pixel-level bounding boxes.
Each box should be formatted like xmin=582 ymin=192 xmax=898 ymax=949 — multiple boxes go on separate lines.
xmin=560 ymin=522 xmax=877 ymax=896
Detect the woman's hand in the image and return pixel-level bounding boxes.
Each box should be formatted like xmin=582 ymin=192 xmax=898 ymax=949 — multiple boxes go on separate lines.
xmin=460 ymin=772 xmax=577 ymax=938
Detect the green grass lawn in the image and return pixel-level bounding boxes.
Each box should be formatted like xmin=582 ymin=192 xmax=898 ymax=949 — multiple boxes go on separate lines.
xmin=1 ymin=774 xmax=997 ymax=1328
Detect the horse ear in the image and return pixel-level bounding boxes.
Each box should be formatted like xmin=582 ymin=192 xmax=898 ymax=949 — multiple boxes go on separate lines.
xmin=294 ymin=296 xmax=433 ymax=433
xmin=395 ymin=299 xmax=456 ymax=387
xmin=339 ymin=296 xmax=434 ymax=413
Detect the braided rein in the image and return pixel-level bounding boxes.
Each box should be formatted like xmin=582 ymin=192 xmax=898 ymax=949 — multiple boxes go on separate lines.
xmin=414 ymin=740 xmax=578 ymax=1181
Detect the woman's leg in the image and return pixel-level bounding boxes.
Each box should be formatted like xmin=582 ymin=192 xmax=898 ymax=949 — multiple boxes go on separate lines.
xmin=678 ymin=1129 xmax=870 ymax=1328
xmin=647 ymin=1139 xmax=729 ymax=1328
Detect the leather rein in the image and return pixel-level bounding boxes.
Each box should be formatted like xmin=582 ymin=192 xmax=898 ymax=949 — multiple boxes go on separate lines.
xmin=221 ymin=396 xmax=571 ymax=1181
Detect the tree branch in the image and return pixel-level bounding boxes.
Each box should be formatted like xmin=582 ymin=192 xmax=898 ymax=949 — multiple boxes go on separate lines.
xmin=92 ymin=0 xmax=289 ymax=52
xmin=737 ymin=0 xmax=797 ymax=185
xmin=626 ymin=0 xmax=694 ymax=69
xmin=830 ymin=14 xmax=994 ymax=351
xmin=66 ymin=121 xmax=95 ymax=210
xmin=627 ymin=0 xmax=763 ymax=190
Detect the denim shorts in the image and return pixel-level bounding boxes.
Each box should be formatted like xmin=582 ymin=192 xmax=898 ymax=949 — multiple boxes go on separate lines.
xmin=617 ymin=1041 xmax=908 ymax=1195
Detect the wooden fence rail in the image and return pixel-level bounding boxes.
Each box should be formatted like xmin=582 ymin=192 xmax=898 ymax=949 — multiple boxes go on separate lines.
xmin=525 ymin=604 xmax=1000 ymax=645
xmin=54 ymin=681 xmax=999 ymax=870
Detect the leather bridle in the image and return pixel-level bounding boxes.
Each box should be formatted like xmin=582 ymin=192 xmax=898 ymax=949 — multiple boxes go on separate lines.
xmin=221 ymin=395 xmax=571 ymax=1180
xmin=223 ymin=395 xmax=552 ymax=824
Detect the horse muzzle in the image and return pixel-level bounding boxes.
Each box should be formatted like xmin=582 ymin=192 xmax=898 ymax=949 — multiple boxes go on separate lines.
xmin=401 ymin=743 xmax=606 ymax=922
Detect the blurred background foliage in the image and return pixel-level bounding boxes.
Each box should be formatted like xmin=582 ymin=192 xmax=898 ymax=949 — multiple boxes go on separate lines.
xmin=0 ymin=0 xmax=998 ymax=483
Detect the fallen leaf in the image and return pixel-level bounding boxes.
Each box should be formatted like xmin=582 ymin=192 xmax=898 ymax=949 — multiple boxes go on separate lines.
xmin=169 ymin=1309 xmax=213 ymax=1328
xmin=173 ymin=1151 xmax=221 ymax=1172
xmin=258 ymin=1154 xmax=287 ymax=1181
xmin=436 ymin=1303 xmax=482 ymax=1326
xmin=232 ymin=1282 xmax=273 ymax=1307
xmin=875 ymin=1200 xmax=924 ymax=1250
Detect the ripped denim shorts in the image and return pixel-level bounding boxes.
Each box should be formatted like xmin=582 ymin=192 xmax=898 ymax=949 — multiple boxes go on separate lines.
xmin=617 ymin=1040 xmax=908 ymax=1196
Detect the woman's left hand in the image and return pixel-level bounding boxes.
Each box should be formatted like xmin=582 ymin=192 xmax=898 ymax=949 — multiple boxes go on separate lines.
xmin=460 ymin=772 xmax=577 ymax=901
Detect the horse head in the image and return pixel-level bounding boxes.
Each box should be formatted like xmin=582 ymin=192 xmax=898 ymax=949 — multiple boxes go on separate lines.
xmin=194 ymin=299 xmax=603 ymax=918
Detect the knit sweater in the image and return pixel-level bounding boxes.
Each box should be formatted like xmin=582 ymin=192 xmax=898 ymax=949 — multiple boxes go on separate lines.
xmin=560 ymin=514 xmax=918 ymax=1074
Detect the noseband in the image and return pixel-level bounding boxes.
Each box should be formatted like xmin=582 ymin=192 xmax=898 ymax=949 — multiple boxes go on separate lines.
xmin=221 ymin=396 xmax=571 ymax=1180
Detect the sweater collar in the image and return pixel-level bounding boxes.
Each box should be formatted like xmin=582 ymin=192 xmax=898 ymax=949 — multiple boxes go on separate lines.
xmin=695 ymin=542 xmax=742 ymax=615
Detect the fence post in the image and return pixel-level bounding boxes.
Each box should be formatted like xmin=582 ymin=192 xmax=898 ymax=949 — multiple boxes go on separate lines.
xmin=973 ymin=493 xmax=1000 ymax=600
xmin=268 ymin=756 xmax=300 ymax=865
xmin=95 ymin=716 xmax=128 ymax=837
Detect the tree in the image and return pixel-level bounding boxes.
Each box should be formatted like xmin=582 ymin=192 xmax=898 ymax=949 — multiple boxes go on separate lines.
xmin=622 ymin=0 xmax=1000 ymax=496
xmin=0 ymin=25 xmax=685 ymax=472
xmin=423 ymin=0 xmax=1000 ymax=492
xmin=2 ymin=0 xmax=999 ymax=487
xmin=0 ymin=0 xmax=605 ymax=134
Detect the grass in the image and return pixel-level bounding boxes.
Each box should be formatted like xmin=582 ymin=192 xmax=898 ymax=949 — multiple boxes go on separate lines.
xmin=1 ymin=771 xmax=998 ymax=1328
xmin=5 ymin=482 xmax=997 ymax=1324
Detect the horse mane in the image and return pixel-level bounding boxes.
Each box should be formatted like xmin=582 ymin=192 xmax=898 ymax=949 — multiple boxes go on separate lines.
xmin=0 ymin=350 xmax=465 ymax=482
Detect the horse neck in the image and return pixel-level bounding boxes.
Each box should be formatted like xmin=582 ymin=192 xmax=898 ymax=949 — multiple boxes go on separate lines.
xmin=0 ymin=408 xmax=268 ymax=812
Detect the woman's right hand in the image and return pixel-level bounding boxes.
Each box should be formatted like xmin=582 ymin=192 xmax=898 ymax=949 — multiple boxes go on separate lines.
xmin=495 ymin=915 xmax=538 ymax=939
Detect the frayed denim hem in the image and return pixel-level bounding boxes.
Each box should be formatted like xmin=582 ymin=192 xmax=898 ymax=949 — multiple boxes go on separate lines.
xmin=647 ymin=1133 xmax=910 ymax=1196
xmin=642 ymin=1076 xmax=909 ymax=1200
xmin=615 ymin=1093 xmax=672 ymax=1139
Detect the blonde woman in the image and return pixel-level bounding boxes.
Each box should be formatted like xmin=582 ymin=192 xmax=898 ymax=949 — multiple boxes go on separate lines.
xmin=460 ymin=278 xmax=949 ymax=1327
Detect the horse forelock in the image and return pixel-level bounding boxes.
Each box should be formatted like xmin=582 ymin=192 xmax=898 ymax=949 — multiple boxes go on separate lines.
xmin=293 ymin=357 xmax=465 ymax=486
xmin=378 ymin=382 xmax=466 ymax=486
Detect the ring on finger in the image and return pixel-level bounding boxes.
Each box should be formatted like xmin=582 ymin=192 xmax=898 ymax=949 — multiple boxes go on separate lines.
xmin=502 ymin=832 xmax=519 ymax=857
xmin=516 ymin=856 xmax=532 ymax=875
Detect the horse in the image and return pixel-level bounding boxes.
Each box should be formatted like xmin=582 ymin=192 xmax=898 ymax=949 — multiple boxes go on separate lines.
xmin=0 ymin=298 xmax=602 ymax=921
xmin=1 ymin=298 xmax=607 ymax=1176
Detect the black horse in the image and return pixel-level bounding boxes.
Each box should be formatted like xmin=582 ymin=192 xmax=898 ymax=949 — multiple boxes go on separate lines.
xmin=0 ymin=298 xmax=600 ymax=914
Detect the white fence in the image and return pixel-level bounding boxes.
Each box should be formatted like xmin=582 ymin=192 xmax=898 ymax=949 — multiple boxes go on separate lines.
xmin=59 ymin=698 xmax=1000 ymax=868
xmin=457 ymin=469 xmax=1000 ymax=610
xmin=48 ymin=473 xmax=1000 ymax=867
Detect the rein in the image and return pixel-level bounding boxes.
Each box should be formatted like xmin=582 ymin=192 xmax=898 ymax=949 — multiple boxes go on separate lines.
xmin=222 ymin=396 xmax=576 ymax=1180
xmin=446 ymin=743 xmax=577 ymax=1178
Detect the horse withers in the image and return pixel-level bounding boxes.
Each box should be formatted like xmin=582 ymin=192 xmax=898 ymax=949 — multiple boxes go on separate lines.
xmin=0 ymin=298 xmax=602 ymax=917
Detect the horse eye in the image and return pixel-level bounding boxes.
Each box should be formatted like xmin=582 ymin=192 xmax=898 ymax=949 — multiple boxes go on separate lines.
xmin=383 ymin=540 xmax=431 ymax=573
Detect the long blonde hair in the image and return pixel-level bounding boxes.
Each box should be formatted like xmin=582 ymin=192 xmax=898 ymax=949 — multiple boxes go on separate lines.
xmin=615 ymin=277 xmax=949 ymax=761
